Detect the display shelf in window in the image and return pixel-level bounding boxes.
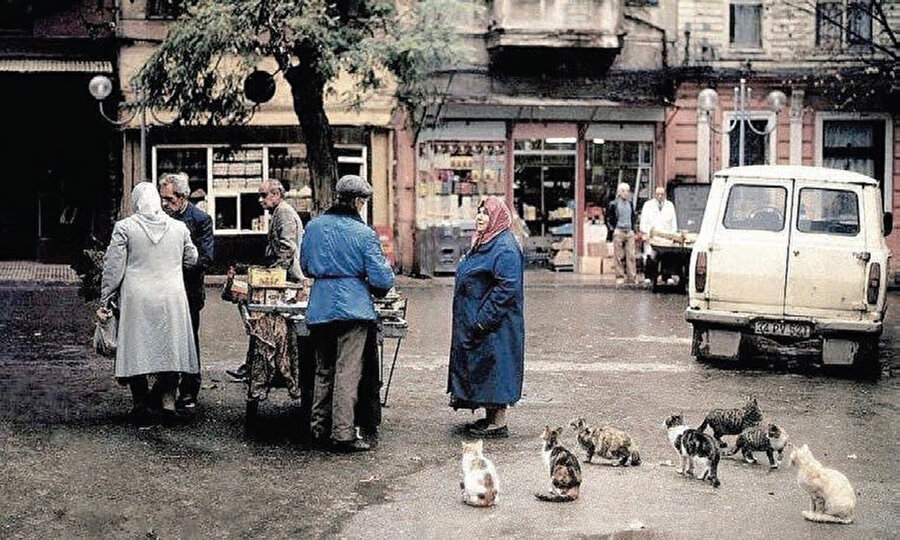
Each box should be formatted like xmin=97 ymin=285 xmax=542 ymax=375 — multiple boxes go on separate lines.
xmin=212 ymin=147 xmax=264 ymax=191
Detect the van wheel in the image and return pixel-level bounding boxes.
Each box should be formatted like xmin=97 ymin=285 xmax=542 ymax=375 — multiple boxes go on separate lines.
xmin=855 ymin=336 xmax=882 ymax=376
xmin=692 ymin=325 xmax=709 ymax=360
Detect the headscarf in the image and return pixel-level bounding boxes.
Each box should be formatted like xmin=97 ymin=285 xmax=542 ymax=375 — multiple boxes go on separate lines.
xmin=471 ymin=196 xmax=512 ymax=250
xmin=130 ymin=182 xmax=169 ymax=244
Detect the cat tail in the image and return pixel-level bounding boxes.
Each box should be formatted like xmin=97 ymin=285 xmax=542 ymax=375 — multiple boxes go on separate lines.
xmin=697 ymin=418 xmax=709 ymax=433
xmin=629 ymin=450 xmax=642 ymax=466
xmin=802 ymin=511 xmax=853 ymax=524
xmin=535 ymin=488 xmax=579 ymax=503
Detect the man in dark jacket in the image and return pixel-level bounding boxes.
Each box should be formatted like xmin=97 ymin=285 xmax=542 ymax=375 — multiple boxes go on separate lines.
xmin=301 ymin=175 xmax=394 ymax=453
xmin=159 ymin=173 xmax=214 ymax=410
xmin=604 ymin=181 xmax=638 ymax=285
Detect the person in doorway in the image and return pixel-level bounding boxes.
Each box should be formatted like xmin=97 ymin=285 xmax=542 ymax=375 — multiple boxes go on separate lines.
xmin=226 ymin=179 xmax=304 ymax=381
xmin=99 ymin=182 xmax=199 ymax=425
xmin=301 ymin=175 xmax=395 ymax=453
xmin=639 ymin=186 xmax=679 ymax=286
xmin=605 ymin=182 xmax=639 ymax=284
xmin=448 ymin=196 xmax=525 ymax=439
xmin=159 ymin=173 xmax=214 ymax=410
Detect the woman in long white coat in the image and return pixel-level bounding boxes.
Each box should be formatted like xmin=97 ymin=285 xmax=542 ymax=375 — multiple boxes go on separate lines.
xmin=100 ymin=182 xmax=199 ymax=422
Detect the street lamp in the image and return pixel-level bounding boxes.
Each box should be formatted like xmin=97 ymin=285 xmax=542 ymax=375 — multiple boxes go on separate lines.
xmin=89 ymin=74 xmax=148 ymax=184
xmin=697 ymin=78 xmax=787 ymax=167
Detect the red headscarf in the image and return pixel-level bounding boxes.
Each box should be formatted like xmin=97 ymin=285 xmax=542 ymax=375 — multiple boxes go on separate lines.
xmin=471 ymin=196 xmax=512 ymax=249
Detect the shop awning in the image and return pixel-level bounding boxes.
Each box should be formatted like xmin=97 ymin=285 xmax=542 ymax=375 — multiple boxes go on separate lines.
xmin=0 ymin=59 xmax=113 ymax=73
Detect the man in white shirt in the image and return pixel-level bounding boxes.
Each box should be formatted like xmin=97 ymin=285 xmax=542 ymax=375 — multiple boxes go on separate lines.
xmin=639 ymin=187 xmax=678 ymax=285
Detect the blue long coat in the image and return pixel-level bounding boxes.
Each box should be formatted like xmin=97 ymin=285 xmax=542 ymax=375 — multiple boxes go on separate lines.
xmin=447 ymin=230 xmax=525 ymax=407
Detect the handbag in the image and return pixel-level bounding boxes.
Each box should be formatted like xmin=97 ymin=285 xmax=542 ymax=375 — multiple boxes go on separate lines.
xmin=93 ymin=303 xmax=118 ymax=358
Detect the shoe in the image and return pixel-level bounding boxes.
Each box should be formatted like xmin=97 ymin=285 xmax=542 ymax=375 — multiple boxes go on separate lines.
xmin=467 ymin=424 xmax=509 ymax=439
xmin=175 ymin=396 xmax=198 ymax=412
xmin=130 ymin=405 xmax=156 ymax=428
xmin=615 ymin=278 xmax=625 ymax=285
xmin=331 ymin=438 xmax=373 ymax=453
xmin=666 ymin=277 xmax=676 ymax=285
xmin=643 ymin=278 xmax=652 ymax=285
xmin=465 ymin=418 xmax=490 ymax=430
xmin=226 ymin=364 xmax=249 ymax=381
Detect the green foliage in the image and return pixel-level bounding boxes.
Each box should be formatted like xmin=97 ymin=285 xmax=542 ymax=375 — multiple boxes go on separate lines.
xmin=135 ymin=0 xmax=475 ymax=125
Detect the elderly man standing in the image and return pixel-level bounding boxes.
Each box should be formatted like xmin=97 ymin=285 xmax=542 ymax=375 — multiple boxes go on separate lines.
xmin=159 ymin=173 xmax=214 ymax=411
xmin=605 ymin=182 xmax=638 ymax=285
xmin=301 ymin=175 xmax=394 ymax=453
xmin=639 ymin=186 xmax=679 ymax=286
xmin=226 ymin=179 xmax=304 ymax=381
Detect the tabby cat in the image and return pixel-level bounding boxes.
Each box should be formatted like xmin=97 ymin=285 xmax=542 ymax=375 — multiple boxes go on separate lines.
xmin=698 ymin=397 xmax=763 ymax=447
xmin=726 ymin=423 xmax=789 ymax=469
xmin=789 ymin=444 xmax=857 ymax=524
xmin=535 ymin=426 xmax=582 ymax=502
xmin=569 ymin=417 xmax=641 ymax=466
xmin=665 ymin=414 xmax=721 ymax=488
xmin=460 ymin=439 xmax=499 ymax=507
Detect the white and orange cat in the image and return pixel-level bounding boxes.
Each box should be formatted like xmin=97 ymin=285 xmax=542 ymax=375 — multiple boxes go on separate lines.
xmin=789 ymin=444 xmax=857 ymax=524
xmin=460 ymin=439 xmax=499 ymax=507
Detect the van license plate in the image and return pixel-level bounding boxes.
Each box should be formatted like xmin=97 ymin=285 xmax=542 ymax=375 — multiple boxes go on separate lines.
xmin=753 ymin=320 xmax=812 ymax=338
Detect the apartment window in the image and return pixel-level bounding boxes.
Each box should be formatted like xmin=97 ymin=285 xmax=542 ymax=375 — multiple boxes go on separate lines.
xmin=147 ymin=0 xmax=184 ymax=19
xmin=816 ymin=0 xmax=873 ymax=48
xmin=730 ymin=0 xmax=762 ymax=48
xmin=822 ymin=120 xmax=884 ymax=186
xmin=727 ymin=118 xmax=772 ymax=167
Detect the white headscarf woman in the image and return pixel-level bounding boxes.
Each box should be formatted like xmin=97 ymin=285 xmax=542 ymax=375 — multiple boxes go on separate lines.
xmin=130 ymin=182 xmax=170 ymax=244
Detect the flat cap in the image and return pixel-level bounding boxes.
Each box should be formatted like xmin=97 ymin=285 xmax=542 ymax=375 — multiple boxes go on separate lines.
xmin=335 ymin=174 xmax=373 ymax=197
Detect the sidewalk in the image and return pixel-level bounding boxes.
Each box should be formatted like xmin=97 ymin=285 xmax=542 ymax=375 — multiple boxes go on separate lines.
xmin=0 ymin=261 xmax=79 ymax=286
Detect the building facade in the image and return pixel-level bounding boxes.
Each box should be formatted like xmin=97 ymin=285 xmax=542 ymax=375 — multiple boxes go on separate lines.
xmin=114 ymin=1 xmax=400 ymax=271
xmin=667 ymin=0 xmax=898 ymax=268
xmin=396 ymin=0 xmax=678 ymax=274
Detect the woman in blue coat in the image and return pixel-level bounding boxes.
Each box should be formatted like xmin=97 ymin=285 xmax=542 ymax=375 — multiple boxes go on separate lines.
xmin=448 ymin=196 xmax=525 ymax=438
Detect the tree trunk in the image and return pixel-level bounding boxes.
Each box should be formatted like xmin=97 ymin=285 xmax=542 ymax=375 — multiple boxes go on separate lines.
xmin=284 ymin=63 xmax=338 ymax=213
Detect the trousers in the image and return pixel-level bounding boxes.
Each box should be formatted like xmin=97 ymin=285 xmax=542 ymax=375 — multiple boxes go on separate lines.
xmin=612 ymin=229 xmax=636 ymax=280
xmin=310 ymin=321 xmax=369 ymax=442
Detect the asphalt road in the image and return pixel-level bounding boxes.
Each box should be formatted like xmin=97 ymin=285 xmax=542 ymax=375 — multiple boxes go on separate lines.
xmin=0 ymin=282 xmax=897 ymax=539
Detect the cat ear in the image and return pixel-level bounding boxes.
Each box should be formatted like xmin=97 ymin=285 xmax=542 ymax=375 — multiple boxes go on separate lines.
xmin=555 ymin=426 xmax=563 ymax=435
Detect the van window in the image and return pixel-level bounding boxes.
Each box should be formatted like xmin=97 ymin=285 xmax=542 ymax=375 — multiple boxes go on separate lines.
xmin=797 ymin=188 xmax=859 ymax=236
xmin=723 ymin=184 xmax=787 ymax=231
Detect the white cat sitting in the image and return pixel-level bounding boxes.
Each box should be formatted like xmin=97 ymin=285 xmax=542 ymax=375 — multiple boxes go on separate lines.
xmin=460 ymin=439 xmax=499 ymax=507
xmin=789 ymin=444 xmax=857 ymax=524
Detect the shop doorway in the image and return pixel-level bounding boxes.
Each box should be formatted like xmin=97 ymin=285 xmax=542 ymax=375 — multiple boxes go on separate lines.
xmin=513 ymin=138 xmax=576 ymax=268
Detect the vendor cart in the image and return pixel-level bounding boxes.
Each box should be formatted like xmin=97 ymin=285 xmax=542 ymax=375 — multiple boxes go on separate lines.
xmin=645 ymin=183 xmax=710 ymax=293
xmin=238 ymin=292 xmax=408 ymax=431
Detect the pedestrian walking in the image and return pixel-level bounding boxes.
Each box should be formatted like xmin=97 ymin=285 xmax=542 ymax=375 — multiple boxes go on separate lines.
xmin=605 ymin=182 xmax=638 ymax=284
xmin=159 ymin=173 xmax=214 ymax=411
xmin=448 ymin=196 xmax=525 ymax=439
xmin=301 ymin=175 xmax=395 ymax=453
xmin=226 ymin=179 xmax=304 ymax=381
xmin=99 ymin=182 xmax=199 ymax=425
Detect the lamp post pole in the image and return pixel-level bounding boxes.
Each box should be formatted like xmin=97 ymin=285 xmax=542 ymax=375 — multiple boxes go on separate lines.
xmin=89 ymin=75 xmax=147 ymax=185
xmin=698 ymin=78 xmax=787 ymax=167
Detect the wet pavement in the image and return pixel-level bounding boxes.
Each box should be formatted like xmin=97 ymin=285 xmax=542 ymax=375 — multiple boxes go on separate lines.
xmin=0 ymin=279 xmax=897 ymax=539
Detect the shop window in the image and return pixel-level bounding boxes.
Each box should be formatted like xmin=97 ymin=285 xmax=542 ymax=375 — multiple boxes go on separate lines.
xmin=586 ymin=140 xmax=653 ymax=215
xmin=156 ymin=147 xmax=209 ymax=210
xmin=416 ymin=141 xmax=507 ymax=227
xmin=214 ymin=196 xmax=237 ymax=230
xmin=729 ymin=0 xmax=762 ymax=48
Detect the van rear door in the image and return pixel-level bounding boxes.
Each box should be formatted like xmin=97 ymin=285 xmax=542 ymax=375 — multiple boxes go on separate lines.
xmin=784 ymin=182 xmax=867 ymax=319
xmin=706 ymin=179 xmax=792 ymax=315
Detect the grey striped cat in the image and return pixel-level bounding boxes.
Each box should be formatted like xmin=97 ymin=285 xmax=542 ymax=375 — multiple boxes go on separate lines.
xmin=698 ymin=397 xmax=763 ymax=447
xmin=726 ymin=423 xmax=789 ymax=469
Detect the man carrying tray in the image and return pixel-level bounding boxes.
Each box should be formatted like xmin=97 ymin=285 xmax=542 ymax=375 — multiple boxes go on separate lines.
xmin=301 ymin=175 xmax=395 ymax=453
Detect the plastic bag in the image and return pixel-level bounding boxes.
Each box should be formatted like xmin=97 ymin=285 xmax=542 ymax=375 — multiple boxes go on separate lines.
xmin=93 ymin=307 xmax=118 ymax=357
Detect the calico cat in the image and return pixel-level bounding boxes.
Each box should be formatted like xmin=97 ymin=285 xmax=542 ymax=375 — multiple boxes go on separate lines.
xmin=665 ymin=414 xmax=721 ymax=488
xmin=460 ymin=439 xmax=499 ymax=507
xmin=698 ymin=397 xmax=763 ymax=447
xmin=569 ymin=417 xmax=642 ymax=466
xmin=726 ymin=423 xmax=789 ymax=469
xmin=789 ymin=444 xmax=857 ymax=524
xmin=535 ymin=426 xmax=582 ymax=502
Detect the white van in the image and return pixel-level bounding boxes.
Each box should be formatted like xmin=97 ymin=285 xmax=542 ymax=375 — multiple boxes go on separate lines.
xmin=685 ymin=165 xmax=892 ymax=366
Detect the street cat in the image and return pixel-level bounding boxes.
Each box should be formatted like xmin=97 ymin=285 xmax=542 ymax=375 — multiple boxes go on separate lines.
xmin=569 ymin=417 xmax=641 ymax=466
xmin=665 ymin=414 xmax=721 ymax=487
xmin=727 ymin=423 xmax=789 ymax=469
xmin=698 ymin=397 xmax=763 ymax=447
xmin=535 ymin=426 xmax=582 ymax=502
xmin=460 ymin=439 xmax=499 ymax=507
xmin=789 ymin=444 xmax=857 ymax=524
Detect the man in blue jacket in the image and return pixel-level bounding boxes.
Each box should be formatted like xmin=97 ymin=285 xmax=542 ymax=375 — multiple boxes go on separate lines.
xmin=301 ymin=175 xmax=395 ymax=453
xmin=159 ymin=172 xmax=214 ymax=410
